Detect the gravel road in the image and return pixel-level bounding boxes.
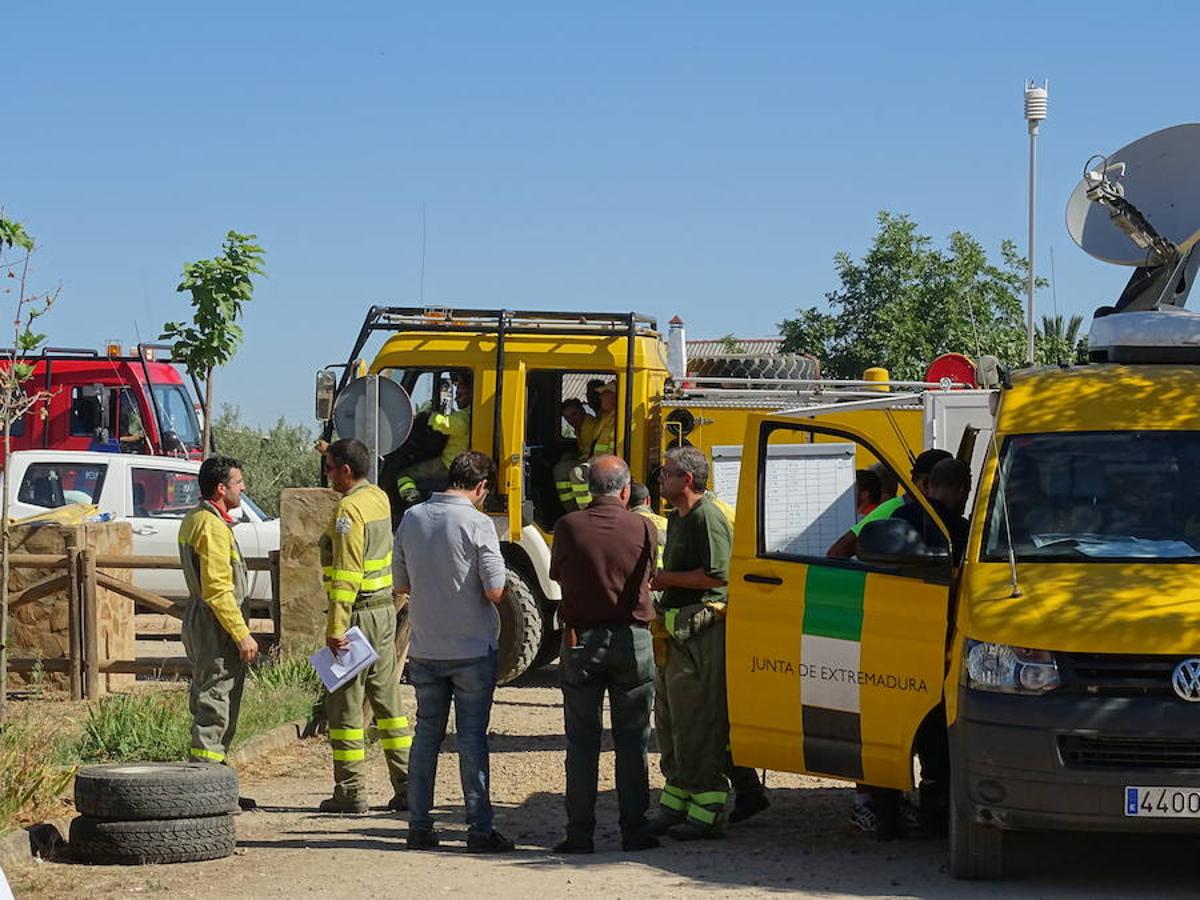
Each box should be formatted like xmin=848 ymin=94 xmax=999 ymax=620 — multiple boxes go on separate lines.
xmin=7 ymin=668 xmax=1199 ymax=898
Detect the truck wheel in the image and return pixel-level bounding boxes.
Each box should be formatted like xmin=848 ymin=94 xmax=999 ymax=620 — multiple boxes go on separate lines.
xmin=497 ymin=567 xmax=543 ymax=685
xmin=69 ymin=815 xmax=236 ymax=865
xmin=75 ymin=763 xmax=238 ymax=821
xmin=948 ymin=768 xmax=1004 ymax=880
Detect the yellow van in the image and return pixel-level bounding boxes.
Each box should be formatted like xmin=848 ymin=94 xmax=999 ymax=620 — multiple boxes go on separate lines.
xmin=727 ymin=363 xmax=1200 ymax=879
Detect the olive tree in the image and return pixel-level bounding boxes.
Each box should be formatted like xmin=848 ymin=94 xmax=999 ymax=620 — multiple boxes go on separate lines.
xmin=0 ymin=216 xmax=57 ymax=723
xmin=161 ymin=231 xmax=266 ymax=457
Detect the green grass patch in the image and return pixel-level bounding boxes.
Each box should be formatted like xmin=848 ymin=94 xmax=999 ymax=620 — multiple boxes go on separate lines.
xmin=2 ymin=652 xmax=320 ymax=832
xmin=75 ymin=651 xmax=320 ymax=763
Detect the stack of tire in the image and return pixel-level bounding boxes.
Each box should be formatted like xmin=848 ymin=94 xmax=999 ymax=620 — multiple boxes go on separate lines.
xmin=69 ymin=763 xmax=238 ymax=865
xmin=688 ymin=353 xmax=821 ymax=382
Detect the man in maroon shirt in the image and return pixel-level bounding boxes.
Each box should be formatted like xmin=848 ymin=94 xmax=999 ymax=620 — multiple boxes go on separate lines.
xmin=549 ymin=455 xmax=659 ymax=854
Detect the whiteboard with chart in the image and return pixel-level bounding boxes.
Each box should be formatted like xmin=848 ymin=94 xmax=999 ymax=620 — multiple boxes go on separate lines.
xmin=711 ymin=443 xmax=858 ymax=557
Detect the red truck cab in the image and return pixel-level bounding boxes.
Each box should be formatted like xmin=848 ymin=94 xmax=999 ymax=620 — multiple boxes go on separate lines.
xmin=0 ymin=344 xmax=205 ymax=465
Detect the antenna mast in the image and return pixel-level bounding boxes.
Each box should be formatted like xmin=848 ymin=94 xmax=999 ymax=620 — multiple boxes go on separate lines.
xmin=1024 ymin=80 xmax=1048 ymax=365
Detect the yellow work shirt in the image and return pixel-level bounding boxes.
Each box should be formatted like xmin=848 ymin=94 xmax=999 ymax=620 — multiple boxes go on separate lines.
xmin=320 ymin=482 xmax=395 ymax=638
xmin=430 ymin=408 xmax=470 ymax=468
xmin=178 ymin=502 xmax=249 ymax=642
xmin=588 ymin=411 xmax=617 ymax=458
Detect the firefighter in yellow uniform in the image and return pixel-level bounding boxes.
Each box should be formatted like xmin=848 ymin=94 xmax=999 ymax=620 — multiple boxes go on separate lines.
xmin=397 ymin=374 xmax=473 ymax=504
xmin=553 ymin=399 xmax=597 ymax=512
xmin=565 ymin=381 xmax=618 ymax=508
xmin=179 ymin=456 xmax=258 ymax=764
xmin=320 ymin=438 xmax=413 ymax=813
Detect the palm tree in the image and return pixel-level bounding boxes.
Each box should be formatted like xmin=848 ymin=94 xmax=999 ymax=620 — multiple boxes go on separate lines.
xmin=1035 ymin=314 xmax=1084 ymax=365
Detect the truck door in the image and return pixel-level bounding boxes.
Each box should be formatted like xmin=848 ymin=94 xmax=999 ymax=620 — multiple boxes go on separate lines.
xmin=727 ymin=416 xmax=954 ymax=790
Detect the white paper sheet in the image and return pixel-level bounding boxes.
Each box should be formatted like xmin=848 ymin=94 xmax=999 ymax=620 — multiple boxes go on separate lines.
xmin=308 ymin=625 xmax=379 ymax=692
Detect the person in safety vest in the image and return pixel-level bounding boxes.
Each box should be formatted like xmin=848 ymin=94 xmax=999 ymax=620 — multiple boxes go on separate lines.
xmin=628 ymin=482 xmax=666 ymax=568
xmin=648 ymin=446 xmax=734 ymax=840
xmin=396 ymin=373 xmax=473 ymax=505
xmin=180 ymin=456 xmax=257 ymax=767
xmin=696 ymin=491 xmax=772 ymax=825
xmin=319 ymin=438 xmax=412 ymax=814
xmin=563 ymin=381 xmax=617 ymax=509
xmin=553 ymin=399 xmax=598 ymax=513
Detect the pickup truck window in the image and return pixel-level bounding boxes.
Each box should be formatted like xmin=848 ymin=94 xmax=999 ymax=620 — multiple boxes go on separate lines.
xmin=131 ymin=468 xmax=200 ymax=518
xmin=18 ymin=462 xmax=107 ymax=508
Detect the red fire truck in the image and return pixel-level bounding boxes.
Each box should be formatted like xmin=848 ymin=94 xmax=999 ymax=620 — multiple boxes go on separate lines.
xmin=0 ymin=343 xmax=206 ymax=465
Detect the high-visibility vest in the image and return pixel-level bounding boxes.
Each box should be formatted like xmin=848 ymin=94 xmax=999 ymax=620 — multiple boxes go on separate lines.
xmin=320 ymin=482 xmax=394 ymax=637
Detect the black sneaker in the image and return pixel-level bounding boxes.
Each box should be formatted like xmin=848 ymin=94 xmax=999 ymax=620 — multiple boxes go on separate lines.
xmin=729 ymin=790 xmax=769 ymax=824
xmin=646 ymin=811 xmax=686 ymax=836
xmin=466 ymin=829 xmax=515 ymax=853
xmin=620 ymin=832 xmax=660 ymax=852
xmin=387 ymin=793 xmax=408 ymax=812
xmin=407 ymin=829 xmax=440 ymax=850
xmin=552 ymin=836 xmax=594 ymax=854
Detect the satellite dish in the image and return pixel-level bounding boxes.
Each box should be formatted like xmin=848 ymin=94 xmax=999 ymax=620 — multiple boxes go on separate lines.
xmin=333 ymin=376 xmax=414 ymax=455
xmin=1066 ymin=124 xmax=1200 ymax=266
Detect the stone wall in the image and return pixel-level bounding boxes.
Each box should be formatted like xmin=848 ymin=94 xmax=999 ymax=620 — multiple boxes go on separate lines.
xmin=7 ymin=521 xmax=135 ymax=694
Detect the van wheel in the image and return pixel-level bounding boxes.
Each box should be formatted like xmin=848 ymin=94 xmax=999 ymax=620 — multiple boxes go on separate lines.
xmin=497 ymin=568 xmax=543 ymax=685
xmin=949 ymin=768 xmax=1004 ymax=880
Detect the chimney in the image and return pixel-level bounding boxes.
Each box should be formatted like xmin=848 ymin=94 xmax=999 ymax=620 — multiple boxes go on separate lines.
xmin=667 ymin=315 xmax=687 ymax=381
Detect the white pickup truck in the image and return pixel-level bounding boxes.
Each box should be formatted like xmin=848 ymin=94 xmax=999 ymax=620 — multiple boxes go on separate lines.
xmin=4 ymin=450 xmax=279 ymax=602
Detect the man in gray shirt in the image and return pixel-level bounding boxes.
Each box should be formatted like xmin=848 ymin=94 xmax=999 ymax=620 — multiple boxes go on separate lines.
xmin=393 ymin=450 xmax=512 ymax=852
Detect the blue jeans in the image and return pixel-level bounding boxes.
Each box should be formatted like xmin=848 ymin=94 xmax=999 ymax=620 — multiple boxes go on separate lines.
xmin=406 ymin=649 xmax=498 ymax=835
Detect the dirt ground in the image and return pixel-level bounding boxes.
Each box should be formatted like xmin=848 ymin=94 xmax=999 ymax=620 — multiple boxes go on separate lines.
xmin=7 ymin=667 xmax=1200 ymax=899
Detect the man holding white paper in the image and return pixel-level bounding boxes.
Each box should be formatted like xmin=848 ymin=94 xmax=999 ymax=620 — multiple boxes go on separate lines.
xmin=318 ymin=438 xmax=412 ymax=814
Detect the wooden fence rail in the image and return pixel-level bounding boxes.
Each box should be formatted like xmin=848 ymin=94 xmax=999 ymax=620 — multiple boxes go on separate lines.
xmin=6 ymin=546 xmax=280 ymax=700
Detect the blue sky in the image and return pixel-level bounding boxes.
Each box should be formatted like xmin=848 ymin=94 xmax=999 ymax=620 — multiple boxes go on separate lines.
xmin=3 ymin=2 xmax=1193 ymax=426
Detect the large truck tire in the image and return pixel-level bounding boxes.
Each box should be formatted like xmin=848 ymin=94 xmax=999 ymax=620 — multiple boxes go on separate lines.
xmin=497 ymin=567 xmax=543 ymax=685
xmin=74 ymin=763 xmax=238 ymax=821
xmin=69 ymin=815 xmax=236 ymax=865
xmin=948 ymin=766 xmax=1004 ymax=880
xmin=690 ymin=354 xmax=820 ymax=382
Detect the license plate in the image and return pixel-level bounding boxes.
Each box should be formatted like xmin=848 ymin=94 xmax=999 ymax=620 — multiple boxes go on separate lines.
xmin=1125 ymin=786 xmax=1200 ymax=817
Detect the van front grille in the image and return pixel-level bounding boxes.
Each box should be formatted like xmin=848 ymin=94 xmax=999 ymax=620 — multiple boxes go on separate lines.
xmin=1057 ymin=652 xmax=1181 ymax=697
xmin=1059 ymin=735 xmax=1200 ymax=770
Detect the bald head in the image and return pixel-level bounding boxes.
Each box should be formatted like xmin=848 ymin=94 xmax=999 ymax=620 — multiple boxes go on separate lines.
xmin=588 ymin=455 xmax=631 ymax=497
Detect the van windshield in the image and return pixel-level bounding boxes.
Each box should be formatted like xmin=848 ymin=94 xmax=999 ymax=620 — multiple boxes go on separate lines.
xmin=984 ymin=431 xmax=1200 ymax=562
xmin=151 ymin=384 xmax=202 ymax=450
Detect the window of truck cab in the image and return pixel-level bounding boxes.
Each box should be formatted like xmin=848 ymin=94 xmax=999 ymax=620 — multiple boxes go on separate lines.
xmin=151 ymin=384 xmax=202 ymax=450
xmin=983 ymin=430 xmax=1200 ymax=563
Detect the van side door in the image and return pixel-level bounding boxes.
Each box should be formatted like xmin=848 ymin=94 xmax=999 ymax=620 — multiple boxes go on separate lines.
xmin=727 ymin=416 xmax=954 ymax=790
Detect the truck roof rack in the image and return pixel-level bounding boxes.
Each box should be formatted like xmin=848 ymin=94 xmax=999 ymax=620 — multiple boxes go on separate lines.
xmin=325 ymin=306 xmax=660 ymax=465
xmin=367 ymin=306 xmax=659 ymax=338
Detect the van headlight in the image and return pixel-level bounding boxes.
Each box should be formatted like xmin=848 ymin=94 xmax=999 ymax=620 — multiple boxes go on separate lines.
xmin=964 ymin=640 xmax=1060 ymax=694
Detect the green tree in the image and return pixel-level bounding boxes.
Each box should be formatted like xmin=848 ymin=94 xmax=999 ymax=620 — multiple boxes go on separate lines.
xmin=0 ymin=215 xmax=57 ymax=724
xmin=211 ymin=406 xmax=319 ymax=517
xmin=1035 ymin=313 xmax=1086 ymax=365
xmin=715 ymin=333 xmax=744 ymax=353
xmin=779 ymin=212 xmax=1036 ymax=380
xmin=161 ymin=231 xmax=266 ymax=457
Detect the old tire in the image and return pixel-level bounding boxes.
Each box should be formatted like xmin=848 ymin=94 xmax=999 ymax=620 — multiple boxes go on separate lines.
xmin=532 ymin=601 xmax=561 ymax=670
xmin=75 ymin=763 xmax=238 ymax=821
xmin=948 ymin=768 xmax=1004 ymax=880
xmin=497 ymin=567 xmax=543 ymax=685
xmin=69 ymin=815 xmax=236 ymax=865
xmin=690 ymin=354 xmax=820 ymax=382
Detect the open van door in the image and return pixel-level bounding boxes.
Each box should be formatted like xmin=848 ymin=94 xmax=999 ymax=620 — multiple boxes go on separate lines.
xmin=727 ymin=413 xmax=954 ymax=789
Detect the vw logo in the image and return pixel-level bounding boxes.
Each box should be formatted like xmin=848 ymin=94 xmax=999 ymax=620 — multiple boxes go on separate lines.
xmin=1171 ymin=659 xmax=1200 ymax=702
